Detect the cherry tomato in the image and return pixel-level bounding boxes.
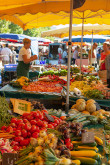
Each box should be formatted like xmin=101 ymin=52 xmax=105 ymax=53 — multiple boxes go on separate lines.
xmin=65 ymin=138 xmax=71 ymax=144
xmin=6 ymin=126 xmax=13 ymax=133
xmin=1 ymin=126 xmax=7 ymax=131
xmin=13 ymin=145 xmax=20 ymax=151
xmin=66 ymin=142 xmax=73 ymax=150
xmin=30 ymin=120 xmax=37 ymax=125
xmin=48 ymin=124 xmax=54 ymax=129
xmin=15 ymin=136 xmax=24 ymax=142
xmin=22 ymin=129 xmax=28 ymax=138
xmin=20 ymin=139 xmax=29 ymax=146
xmin=11 ymin=118 xmax=18 ymax=124
xmin=15 ymin=130 xmax=22 ymax=136
xmin=24 ymin=122 xmax=31 ymax=131
xmin=32 ymin=132 xmax=39 ymax=139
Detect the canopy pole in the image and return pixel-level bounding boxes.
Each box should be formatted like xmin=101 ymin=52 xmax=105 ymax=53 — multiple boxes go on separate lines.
xmin=66 ymin=0 xmax=73 ymax=113
xmin=80 ymin=12 xmax=84 ymax=73
xmin=91 ymin=30 xmax=93 ymax=66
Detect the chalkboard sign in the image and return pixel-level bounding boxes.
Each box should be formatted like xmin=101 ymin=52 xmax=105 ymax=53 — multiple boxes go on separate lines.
xmin=3 ymin=153 xmax=18 ymax=165
xmin=82 ymin=132 xmax=95 ymax=144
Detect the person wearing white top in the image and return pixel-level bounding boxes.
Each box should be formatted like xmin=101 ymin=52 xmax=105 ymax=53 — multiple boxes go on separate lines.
xmin=1 ymin=44 xmax=12 ymax=65
xmin=17 ymin=38 xmax=37 ymax=78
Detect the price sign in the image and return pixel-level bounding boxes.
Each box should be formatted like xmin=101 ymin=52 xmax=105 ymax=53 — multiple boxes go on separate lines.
xmin=10 ymin=98 xmax=31 ymax=115
xmin=3 ymin=153 xmax=18 ymax=165
xmin=82 ymin=132 xmax=95 ymax=144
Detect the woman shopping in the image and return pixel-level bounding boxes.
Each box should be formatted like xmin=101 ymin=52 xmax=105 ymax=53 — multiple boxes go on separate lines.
xmin=17 ymin=38 xmax=37 ymax=78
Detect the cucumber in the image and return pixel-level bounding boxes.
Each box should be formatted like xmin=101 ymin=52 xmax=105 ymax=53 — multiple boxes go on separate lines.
xmin=92 ymin=154 xmax=101 ymax=161
xmin=71 ymin=157 xmax=98 ymax=165
xmin=75 ymin=117 xmax=87 ymax=122
xmin=81 ymin=120 xmax=91 ymax=126
xmin=66 ymin=113 xmax=81 ymax=121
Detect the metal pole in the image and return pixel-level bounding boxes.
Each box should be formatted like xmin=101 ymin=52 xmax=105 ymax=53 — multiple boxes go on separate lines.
xmin=90 ymin=30 xmax=93 ymax=66
xmin=80 ymin=12 xmax=84 ymax=73
xmin=66 ymin=0 xmax=73 ymax=113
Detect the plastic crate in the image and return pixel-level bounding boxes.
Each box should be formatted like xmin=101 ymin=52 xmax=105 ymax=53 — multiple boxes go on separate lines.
xmin=4 ymin=64 xmax=18 ymax=72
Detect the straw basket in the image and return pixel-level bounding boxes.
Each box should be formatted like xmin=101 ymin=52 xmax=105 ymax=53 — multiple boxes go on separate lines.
xmin=98 ymin=70 xmax=107 ymax=82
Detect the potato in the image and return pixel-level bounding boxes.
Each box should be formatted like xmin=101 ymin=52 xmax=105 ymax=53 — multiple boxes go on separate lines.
xmin=76 ymin=102 xmax=86 ymax=112
xmin=76 ymin=99 xmax=86 ymax=104
xmin=86 ymin=99 xmax=96 ymax=104
xmin=86 ymin=103 xmax=96 ymax=113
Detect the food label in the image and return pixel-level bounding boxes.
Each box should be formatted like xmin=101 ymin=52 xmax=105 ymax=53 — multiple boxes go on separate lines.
xmin=10 ymin=98 xmax=31 ymax=115
xmin=82 ymin=132 xmax=95 ymax=144
xmin=3 ymin=153 xmax=18 ymax=165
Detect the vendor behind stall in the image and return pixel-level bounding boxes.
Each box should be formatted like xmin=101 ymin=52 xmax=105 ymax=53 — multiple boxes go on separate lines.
xmin=17 ymin=38 xmax=37 ymax=78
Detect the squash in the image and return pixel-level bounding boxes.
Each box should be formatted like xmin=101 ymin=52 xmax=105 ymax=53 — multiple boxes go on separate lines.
xmin=70 ymin=150 xmax=97 ymax=157
xmin=77 ymin=146 xmax=98 ymax=152
xmin=86 ymin=103 xmax=96 ymax=113
xmin=94 ymin=136 xmax=103 ymax=145
xmin=76 ymin=99 xmax=86 ymax=104
xmin=71 ymin=104 xmax=77 ymax=109
xmin=72 ymin=141 xmax=97 ymax=147
xmin=86 ymin=99 xmax=96 ymax=104
xmin=91 ymin=111 xmax=98 ymax=116
xmin=98 ymin=109 xmax=105 ymax=114
xmin=71 ymin=157 xmax=98 ymax=165
xmin=82 ymin=111 xmax=90 ymax=115
xmin=71 ymin=160 xmax=81 ymax=165
xmin=76 ymin=102 xmax=86 ymax=112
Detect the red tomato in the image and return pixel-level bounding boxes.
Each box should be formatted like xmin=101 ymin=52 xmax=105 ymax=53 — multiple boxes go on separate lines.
xmin=16 ymin=119 xmax=23 ymax=125
xmin=1 ymin=126 xmax=7 ymax=131
xmin=15 ymin=130 xmax=22 ymax=136
xmin=31 ymin=125 xmax=39 ymax=133
xmin=24 ymin=123 xmax=31 ymax=131
xmin=54 ymin=119 xmax=59 ymax=124
xmin=15 ymin=136 xmax=24 ymax=142
xmin=60 ymin=116 xmax=66 ymax=120
xmin=52 ymin=123 xmax=57 ymax=127
xmin=23 ymin=119 xmax=29 ymax=123
xmin=11 ymin=141 xmax=19 ymax=146
xmin=13 ymin=128 xmax=17 ymax=132
xmin=26 ymin=114 xmax=34 ymax=121
xmin=18 ymin=123 xmax=25 ymax=129
xmin=22 ymin=129 xmax=28 ymax=138
xmin=42 ymin=121 xmax=48 ymax=128
xmin=41 ymin=110 xmax=48 ymax=114
xmin=30 ymin=120 xmax=37 ymax=125
xmin=10 ymin=123 xmax=17 ymax=128
xmin=65 ymin=138 xmax=71 ymax=144
xmin=32 ymin=132 xmax=39 ymax=139
xmin=11 ymin=118 xmax=18 ymax=124
xmin=20 ymin=139 xmax=29 ymax=146
xmin=13 ymin=145 xmax=20 ymax=151
xmin=6 ymin=126 xmax=13 ymax=133
xmin=22 ymin=113 xmax=29 ymax=118
xmin=48 ymin=124 xmax=54 ymax=129
xmin=27 ymin=132 xmax=31 ymax=137
xmin=37 ymin=120 xmax=43 ymax=127
xmin=33 ymin=111 xmax=39 ymax=119
xmin=39 ymin=113 xmax=44 ymax=120
xmin=66 ymin=142 xmax=73 ymax=150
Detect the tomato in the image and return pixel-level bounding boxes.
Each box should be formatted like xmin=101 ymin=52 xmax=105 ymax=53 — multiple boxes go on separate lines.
xmin=16 ymin=119 xmax=23 ymax=125
xmin=48 ymin=124 xmax=54 ymax=129
xmin=39 ymin=113 xmax=44 ymax=120
xmin=54 ymin=119 xmax=59 ymax=124
xmin=11 ymin=141 xmax=19 ymax=146
xmin=22 ymin=129 xmax=28 ymax=138
xmin=42 ymin=121 xmax=48 ymax=128
xmin=20 ymin=139 xmax=29 ymax=146
xmin=1 ymin=126 xmax=7 ymax=131
xmin=13 ymin=145 xmax=20 ymax=151
xmin=33 ymin=111 xmax=39 ymax=119
xmin=22 ymin=113 xmax=29 ymax=118
xmin=6 ymin=126 xmax=13 ymax=133
xmin=30 ymin=120 xmax=37 ymax=125
xmin=65 ymin=138 xmax=71 ymax=144
xmin=11 ymin=118 xmax=18 ymax=124
xmin=10 ymin=123 xmax=17 ymax=128
xmin=15 ymin=136 xmax=24 ymax=142
xmin=31 ymin=125 xmax=39 ymax=133
xmin=13 ymin=128 xmax=17 ymax=132
xmin=15 ymin=130 xmax=22 ymax=136
xmin=24 ymin=123 xmax=31 ymax=131
xmin=66 ymin=142 xmax=73 ymax=150
xmin=18 ymin=123 xmax=25 ymax=128
xmin=23 ymin=119 xmax=29 ymax=123
xmin=27 ymin=132 xmax=31 ymax=137
xmin=32 ymin=132 xmax=39 ymax=139
xmin=60 ymin=116 xmax=66 ymax=120
xmin=26 ymin=114 xmax=34 ymax=121
xmin=41 ymin=110 xmax=48 ymax=114
xmin=37 ymin=120 xmax=43 ymax=127
xmin=52 ymin=123 xmax=57 ymax=127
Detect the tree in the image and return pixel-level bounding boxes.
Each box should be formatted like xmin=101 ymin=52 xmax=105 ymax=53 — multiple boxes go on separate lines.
xmin=0 ymin=19 xmax=11 ymax=33
xmin=9 ymin=23 xmax=23 ymax=34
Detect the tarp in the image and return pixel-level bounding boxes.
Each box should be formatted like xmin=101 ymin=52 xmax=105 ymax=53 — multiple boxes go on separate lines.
xmin=62 ymin=35 xmax=110 ymax=43
xmin=42 ymin=24 xmax=110 ymax=38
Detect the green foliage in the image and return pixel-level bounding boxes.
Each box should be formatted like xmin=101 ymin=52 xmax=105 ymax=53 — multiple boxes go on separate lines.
xmin=9 ymin=23 xmax=23 ymax=34
xmin=0 ymin=19 xmax=11 ymax=33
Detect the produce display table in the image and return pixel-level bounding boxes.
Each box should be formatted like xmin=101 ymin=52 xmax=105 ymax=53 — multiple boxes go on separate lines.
xmin=76 ymin=59 xmax=88 ymax=66
xmin=0 ymin=84 xmax=61 ymax=100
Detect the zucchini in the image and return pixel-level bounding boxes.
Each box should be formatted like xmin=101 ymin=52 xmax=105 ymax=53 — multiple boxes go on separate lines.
xmin=70 ymin=150 xmax=97 ymax=157
xmin=72 ymin=141 xmax=97 ymax=147
xmin=92 ymin=154 xmax=101 ymax=161
xmin=75 ymin=117 xmax=86 ymax=122
xmin=94 ymin=136 xmax=103 ymax=146
xmin=71 ymin=160 xmax=81 ymax=165
xmin=66 ymin=113 xmax=81 ymax=121
xmin=71 ymin=157 xmax=98 ymax=165
xmin=81 ymin=120 xmax=91 ymax=126
xmin=76 ymin=146 xmax=98 ymax=152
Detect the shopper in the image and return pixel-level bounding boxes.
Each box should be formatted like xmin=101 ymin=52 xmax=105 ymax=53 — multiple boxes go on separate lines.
xmin=62 ymin=48 xmax=67 ymax=64
xmin=1 ymin=44 xmax=12 ymax=65
xmin=17 ymin=38 xmax=37 ymax=78
xmin=88 ymin=43 xmax=98 ymax=66
xmin=72 ymin=46 xmax=80 ymax=65
xmin=105 ymin=54 xmax=110 ymax=88
xmin=58 ymin=45 xmax=63 ymax=64
xmin=11 ymin=47 xmax=16 ymax=64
